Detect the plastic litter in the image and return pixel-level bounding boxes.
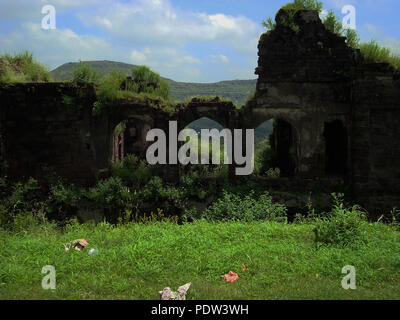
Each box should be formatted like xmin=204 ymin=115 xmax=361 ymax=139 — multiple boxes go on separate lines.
xmin=64 ymin=239 xmax=89 ymax=252
xmin=221 ymin=271 xmax=239 ymax=283
xmin=88 ymin=248 xmax=98 ymax=255
xmin=159 ymin=283 xmax=191 ymax=300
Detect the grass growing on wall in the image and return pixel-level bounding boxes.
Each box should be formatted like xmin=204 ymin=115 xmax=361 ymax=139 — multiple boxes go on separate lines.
xmin=0 ymin=51 xmax=52 ymax=82
xmin=359 ymin=40 xmax=400 ymax=70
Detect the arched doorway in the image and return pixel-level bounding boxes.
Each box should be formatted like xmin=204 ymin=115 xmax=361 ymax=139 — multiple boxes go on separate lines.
xmin=182 ymin=117 xmax=228 ymax=179
xmin=111 ymin=117 xmax=151 ymax=163
xmin=323 ymin=119 xmax=348 ymax=175
xmin=255 ymin=119 xmax=298 ymax=177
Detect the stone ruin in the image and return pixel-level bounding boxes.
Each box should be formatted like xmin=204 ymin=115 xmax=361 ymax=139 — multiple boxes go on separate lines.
xmin=0 ymin=10 xmax=399 ymax=215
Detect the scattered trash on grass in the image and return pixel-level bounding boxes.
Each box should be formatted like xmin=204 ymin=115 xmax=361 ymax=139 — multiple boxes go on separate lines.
xmin=241 ymin=263 xmax=249 ymax=271
xmin=159 ymin=283 xmax=191 ymax=300
xmin=88 ymin=248 xmax=98 ymax=255
xmin=221 ymin=271 xmax=238 ymax=283
xmin=64 ymin=239 xmax=89 ymax=252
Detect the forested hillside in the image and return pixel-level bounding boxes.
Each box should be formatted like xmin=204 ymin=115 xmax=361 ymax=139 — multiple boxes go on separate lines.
xmin=51 ymin=60 xmax=257 ymax=107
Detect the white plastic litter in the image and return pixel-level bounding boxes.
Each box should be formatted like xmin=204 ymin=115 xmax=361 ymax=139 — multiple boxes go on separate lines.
xmin=159 ymin=283 xmax=191 ymax=300
xmin=88 ymin=248 xmax=98 ymax=255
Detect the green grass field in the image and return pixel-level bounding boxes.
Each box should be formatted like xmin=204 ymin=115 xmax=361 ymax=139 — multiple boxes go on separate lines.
xmin=1 ymin=220 xmax=399 ymax=300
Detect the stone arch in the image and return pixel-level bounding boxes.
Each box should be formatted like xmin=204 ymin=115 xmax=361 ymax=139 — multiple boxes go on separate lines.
xmin=178 ymin=102 xmax=235 ymax=131
xmin=243 ymin=108 xmax=303 ymax=177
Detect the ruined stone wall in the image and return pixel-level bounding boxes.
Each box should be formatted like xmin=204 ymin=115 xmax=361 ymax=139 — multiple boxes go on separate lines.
xmin=251 ymin=9 xmax=358 ymax=178
xmin=0 ymin=84 xmax=236 ymax=183
xmin=352 ymin=65 xmax=400 ymax=215
xmin=0 ymin=9 xmax=399 ymax=214
xmin=0 ymin=82 xmax=97 ymax=183
xmin=252 ymin=9 xmax=400 ymax=214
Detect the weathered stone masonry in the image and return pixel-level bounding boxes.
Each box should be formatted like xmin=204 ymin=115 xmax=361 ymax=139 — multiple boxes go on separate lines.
xmin=0 ymin=10 xmax=399 ymax=214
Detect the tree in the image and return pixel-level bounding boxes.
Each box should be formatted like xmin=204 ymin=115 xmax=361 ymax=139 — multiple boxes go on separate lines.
xmin=130 ymin=65 xmax=170 ymax=100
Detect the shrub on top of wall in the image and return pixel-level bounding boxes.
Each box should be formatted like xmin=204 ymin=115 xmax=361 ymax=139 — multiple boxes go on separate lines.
xmin=0 ymin=51 xmax=52 ymax=82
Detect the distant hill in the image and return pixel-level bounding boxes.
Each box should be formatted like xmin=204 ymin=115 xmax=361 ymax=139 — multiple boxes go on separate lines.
xmin=50 ymin=60 xmax=257 ymax=107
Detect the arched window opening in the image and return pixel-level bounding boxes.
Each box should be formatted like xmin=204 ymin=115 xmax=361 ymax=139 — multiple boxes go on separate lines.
xmin=182 ymin=117 xmax=227 ymax=179
xmin=255 ymin=119 xmax=298 ymax=177
xmin=111 ymin=117 xmax=151 ymax=163
xmin=270 ymin=119 xmax=298 ymax=177
xmin=323 ymin=120 xmax=348 ymax=175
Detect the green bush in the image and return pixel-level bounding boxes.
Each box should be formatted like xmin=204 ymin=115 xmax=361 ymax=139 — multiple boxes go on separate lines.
xmin=0 ymin=51 xmax=52 ymax=82
xmin=87 ymin=177 xmax=132 ymax=222
xmin=313 ymin=193 xmax=367 ymax=248
xmin=96 ymin=70 xmax=132 ymax=103
xmin=202 ymin=190 xmax=287 ymax=222
xmin=111 ymin=154 xmax=155 ymax=188
xmin=72 ymin=62 xmax=102 ymax=85
xmin=131 ymin=65 xmax=170 ymax=100
xmin=6 ymin=178 xmax=41 ymax=212
xmin=137 ymin=176 xmax=186 ymax=218
xmin=322 ymin=10 xmax=359 ymax=48
xmin=360 ymin=40 xmax=400 ymax=69
xmin=46 ymin=182 xmax=83 ymax=221
xmin=11 ymin=210 xmax=47 ymax=232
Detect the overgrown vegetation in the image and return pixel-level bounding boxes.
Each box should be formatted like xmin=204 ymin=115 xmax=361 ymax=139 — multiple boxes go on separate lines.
xmin=87 ymin=64 xmax=173 ymax=115
xmin=0 ymin=51 xmax=52 ymax=82
xmin=202 ymin=190 xmax=287 ymax=222
xmin=1 ymin=171 xmax=399 ymax=299
xmin=313 ymin=193 xmax=368 ymax=248
xmin=51 ymin=61 xmax=257 ymax=108
xmin=359 ymin=40 xmax=400 ymax=70
xmin=72 ymin=61 xmax=103 ymax=85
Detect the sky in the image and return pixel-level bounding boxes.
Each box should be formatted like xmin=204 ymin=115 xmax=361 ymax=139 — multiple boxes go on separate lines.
xmin=0 ymin=0 xmax=399 ymax=82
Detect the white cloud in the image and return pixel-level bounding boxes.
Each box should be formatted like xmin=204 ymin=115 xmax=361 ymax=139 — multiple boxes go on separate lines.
xmin=0 ymin=23 xmax=114 ymax=68
xmin=93 ymin=16 xmax=113 ymax=30
xmin=79 ymin=0 xmax=262 ymax=54
xmin=211 ymin=54 xmax=229 ymax=64
xmin=0 ymin=0 xmax=263 ymax=82
xmin=130 ymin=49 xmax=148 ymax=63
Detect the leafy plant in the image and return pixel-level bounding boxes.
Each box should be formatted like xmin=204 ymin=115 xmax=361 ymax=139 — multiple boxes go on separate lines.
xmin=72 ymin=62 xmax=102 ymax=85
xmin=131 ymin=65 xmax=170 ymax=100
xmin=313 ymin=193 xmax=367 ymax=247
xmin=111 ymin=154 xmax=155 ymax=188
xmin=202 ymin=190 xmax=287 ymax=222
xmin=0 ymin=51 xmax=52 ymax=82
xmin=359 ymin=40 xmax=400 ymax=69
xmin=322 ymin=10 xmax=360 ymax=48
xmin=87 ymin=177 xmax=132 ymax=222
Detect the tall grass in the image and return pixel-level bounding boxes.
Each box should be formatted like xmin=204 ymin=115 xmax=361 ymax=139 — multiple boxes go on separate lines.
xmin=360 ymin=40 xmax=400 ymax=70
xmin=0 ymin=51 xmax=52 ymax=82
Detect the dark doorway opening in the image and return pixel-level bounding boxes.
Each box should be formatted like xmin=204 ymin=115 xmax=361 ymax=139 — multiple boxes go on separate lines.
xmin=270 ymin=119 xmax=298 ymax=177
xmin=112 ymin=117 xmax=151 ymax=163
xmin=323 ymin=120 xmax=348 ymax=175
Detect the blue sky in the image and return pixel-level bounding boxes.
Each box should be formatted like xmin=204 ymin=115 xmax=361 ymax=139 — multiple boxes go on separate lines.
xmin=0 ymin=0 xmax=399 ymax=82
